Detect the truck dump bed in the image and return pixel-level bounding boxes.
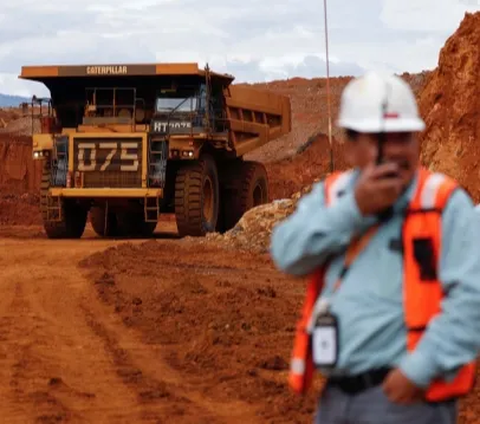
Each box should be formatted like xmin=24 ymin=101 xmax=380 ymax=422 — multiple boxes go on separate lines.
xmin=225 ymin=85 xmax=291 ymax=156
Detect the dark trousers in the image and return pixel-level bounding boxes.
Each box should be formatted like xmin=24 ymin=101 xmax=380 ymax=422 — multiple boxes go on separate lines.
xmin=314 ymin=384 xmax=457 ymax=424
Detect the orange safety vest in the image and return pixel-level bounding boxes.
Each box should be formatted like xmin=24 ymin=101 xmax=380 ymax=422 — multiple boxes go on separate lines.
xmin=288 ymin=167 xmax=476 ymax=402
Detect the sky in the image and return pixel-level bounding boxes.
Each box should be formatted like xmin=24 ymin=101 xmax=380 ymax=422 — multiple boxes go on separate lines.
xmin=0 ymin=0 xmax=479 ymax=97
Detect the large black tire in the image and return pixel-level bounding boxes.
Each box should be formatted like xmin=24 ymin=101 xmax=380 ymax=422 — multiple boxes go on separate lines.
xmin=218 ymin=160 xmax=269 ymax=232
xmin=40 ymin=162 xmax=88 ymax=239
xmin=175 ymin=154 xmax=219 ymax=237
xmin=90 ymin=206 xmax=120 ymax=237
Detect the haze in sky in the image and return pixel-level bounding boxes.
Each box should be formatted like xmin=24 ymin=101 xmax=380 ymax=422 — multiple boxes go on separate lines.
xmin=0 ymin=0 xmax=478 ymax=97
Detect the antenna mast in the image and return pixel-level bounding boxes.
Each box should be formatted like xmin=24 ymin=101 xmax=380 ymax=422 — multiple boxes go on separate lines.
xmin=323 ymin=0 xmax=334 ymax=172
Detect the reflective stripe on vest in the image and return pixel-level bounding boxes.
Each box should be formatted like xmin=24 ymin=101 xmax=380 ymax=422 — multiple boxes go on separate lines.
xmin=288 ymin=167 xmax=476 ymax=400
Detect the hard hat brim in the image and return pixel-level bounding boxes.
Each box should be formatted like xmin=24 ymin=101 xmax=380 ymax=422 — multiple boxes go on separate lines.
xmin=337 ymin=117 xmax=426 ymax=133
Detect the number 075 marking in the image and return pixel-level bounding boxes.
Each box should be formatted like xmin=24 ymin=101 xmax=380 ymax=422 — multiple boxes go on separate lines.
xmin=77 ymin=141 xmax=139 ymax=172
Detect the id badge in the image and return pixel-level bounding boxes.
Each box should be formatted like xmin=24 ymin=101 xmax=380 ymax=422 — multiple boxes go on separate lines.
xmin=312 ymin=312 xmax=339 ymax=368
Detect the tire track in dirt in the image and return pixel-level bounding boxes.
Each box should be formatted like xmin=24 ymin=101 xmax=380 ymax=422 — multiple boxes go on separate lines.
xmin=79 ymin=262 xmax=261 ymax=423
xmin=79 ymin=239 xmax=311 ymax=423
xmin=0 ymin=270 xmax=78 ymax=423
xmin=81 ymin=299 xmax=262 ymax=423
xmin=80 ymin=306 xmax=218 ymax=424
xmin=0 ymin=234 xmax=261 ymax=423
xmin=0 ymin=237 xmax=149 ymax=423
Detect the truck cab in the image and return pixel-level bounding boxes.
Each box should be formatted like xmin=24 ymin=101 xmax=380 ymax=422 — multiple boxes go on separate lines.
xmin=151 ymin=82 xmax=226 ymax=136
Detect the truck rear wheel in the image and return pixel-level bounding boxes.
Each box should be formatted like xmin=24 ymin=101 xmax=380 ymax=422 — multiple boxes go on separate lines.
xmin=90 ymin=206 xmax=120 ymax=237
xmin=40 ymin=162 xmax=88 ymax=239
xmin=219 ymin=160 xmax=269 ymax=232
xmin=175 ymin=154 xmax=219 ymax=237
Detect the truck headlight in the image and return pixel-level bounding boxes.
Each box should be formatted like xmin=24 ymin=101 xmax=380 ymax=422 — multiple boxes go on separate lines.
xmin=33 ymin=150 xmax=50 ymax=159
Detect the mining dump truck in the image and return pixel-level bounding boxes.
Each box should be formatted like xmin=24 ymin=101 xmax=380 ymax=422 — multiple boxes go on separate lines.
xmin=19 ymin=63 xmax=291 ymax=238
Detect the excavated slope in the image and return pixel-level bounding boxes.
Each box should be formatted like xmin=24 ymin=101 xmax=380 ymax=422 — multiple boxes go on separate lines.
xmin=418 ymin=11 xmax=480 ymax=200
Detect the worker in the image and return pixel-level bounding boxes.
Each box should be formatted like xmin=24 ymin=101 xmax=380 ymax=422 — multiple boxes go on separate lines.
xmin=270 ymin=71 xmax=480 ymax=423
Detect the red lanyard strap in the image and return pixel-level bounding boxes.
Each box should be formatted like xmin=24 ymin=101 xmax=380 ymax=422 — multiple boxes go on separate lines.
xmin=333 ymin=225 xmax=380 ymax=291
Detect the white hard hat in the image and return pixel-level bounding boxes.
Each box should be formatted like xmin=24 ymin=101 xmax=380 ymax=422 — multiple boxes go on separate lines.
xmin=337 ymin=71 xmax=425 ymax=133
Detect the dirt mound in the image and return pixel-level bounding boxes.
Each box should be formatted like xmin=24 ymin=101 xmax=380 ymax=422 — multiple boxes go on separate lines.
xmin=0 ymin=133 xmax=42 ymax=226
xmin=0 ymin=108 xmax=23 ymax=128
xmin=0 ymin=134 xmax=42 ymax=194
xmin=418 ymin=11 xmax=480 ymax=200
xmin=79 ymin=240 xmax=322 ymax=422
xmin=0 ymin=193 xmax=41 ymax=226
xmin=266 ymin=132 xmax=347 ymax=200
xmin=244 ymin=76 xmax=351 ymax=164
xmin=0 ymin=106 xmax=41 ymax=135
xmin=76 ymin=234 xmax=480 ymax=423
xmin=245 ymin=71 xmax=430 ymax=164
xmin=208 ymin=199 xmax=297 ymax=253
xmin=0 ymin=116 xmax=40 ymax=136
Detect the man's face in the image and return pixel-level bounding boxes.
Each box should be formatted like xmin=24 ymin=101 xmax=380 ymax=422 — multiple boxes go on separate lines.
xmin=345 ymin=131 xmax=419 ymax=186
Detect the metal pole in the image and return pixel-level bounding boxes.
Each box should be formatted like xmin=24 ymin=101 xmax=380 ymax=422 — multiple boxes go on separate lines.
xmin=323 ymin=0 xmax=334 ymax=172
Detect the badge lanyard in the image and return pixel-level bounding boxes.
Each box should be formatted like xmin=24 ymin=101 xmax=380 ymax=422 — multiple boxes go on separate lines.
xmin=311 ymin=224 xmax=380 ymax=369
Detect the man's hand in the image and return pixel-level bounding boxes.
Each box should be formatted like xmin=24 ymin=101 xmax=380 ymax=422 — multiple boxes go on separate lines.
xmin=354 ymin=163 xmax=404 ymax=216
xmin=381 ymin=368 xmax=425 ymax=405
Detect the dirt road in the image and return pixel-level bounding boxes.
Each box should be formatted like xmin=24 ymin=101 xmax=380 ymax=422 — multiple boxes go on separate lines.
xmin=0 ymin=230 xmax=159 ymax=423
xmin=0 ymin=226 xmax=318 ymax=423
xmin=3 ymin=224 xmax=480 ymax=424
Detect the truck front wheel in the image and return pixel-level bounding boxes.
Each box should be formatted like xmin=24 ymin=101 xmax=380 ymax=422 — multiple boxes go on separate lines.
xmin=40 ymin=162 xmax=88 ymax=239
xmin=175 ymin=154 xmax=219 ymax=237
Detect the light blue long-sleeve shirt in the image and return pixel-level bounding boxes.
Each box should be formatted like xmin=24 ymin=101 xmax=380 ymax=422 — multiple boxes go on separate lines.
xmin=270 ymin=168 xmax=480 ymax=388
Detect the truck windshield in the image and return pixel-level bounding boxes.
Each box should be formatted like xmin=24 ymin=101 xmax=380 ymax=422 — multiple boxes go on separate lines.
xmin=155 ymin=97 xmax=197 ymax=112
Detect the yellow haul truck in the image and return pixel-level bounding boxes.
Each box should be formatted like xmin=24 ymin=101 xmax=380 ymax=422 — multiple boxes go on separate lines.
xmin=19 ymin=63 xmax=291 ymax=238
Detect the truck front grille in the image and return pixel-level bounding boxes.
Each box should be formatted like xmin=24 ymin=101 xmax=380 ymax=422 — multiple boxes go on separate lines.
xmin=72 ymin=137 xmax=143 ymax=188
